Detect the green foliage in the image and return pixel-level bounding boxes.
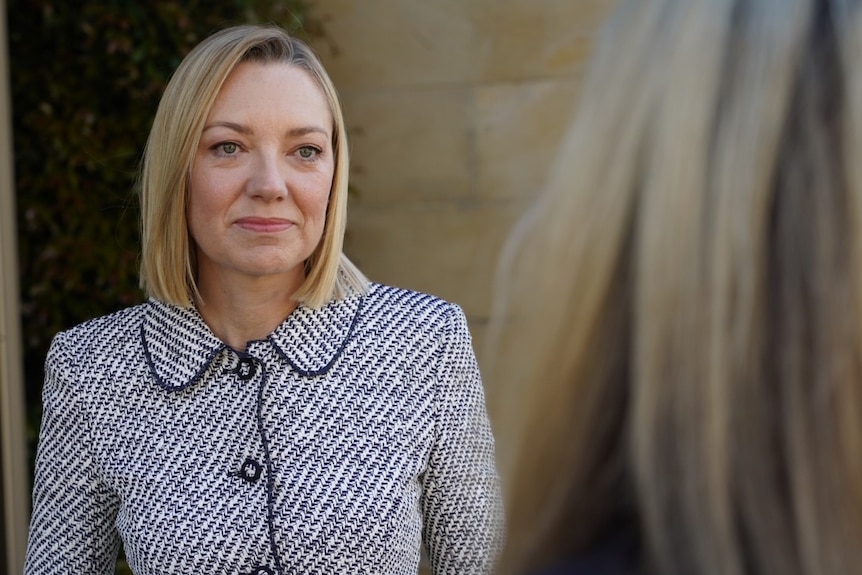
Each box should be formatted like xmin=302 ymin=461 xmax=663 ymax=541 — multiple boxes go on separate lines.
xmin=8 ymin=0 xmax=319 ymax=405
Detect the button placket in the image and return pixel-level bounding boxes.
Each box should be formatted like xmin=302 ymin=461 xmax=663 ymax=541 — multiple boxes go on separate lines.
xmin=225 ymin=354 xmax=265 ymax=486
xmin=238 ymin=344 xmax=285 ymax=574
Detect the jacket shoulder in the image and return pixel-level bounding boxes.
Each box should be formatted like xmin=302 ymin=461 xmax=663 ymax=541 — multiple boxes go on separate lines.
xmin=353 ymin=284 xmax=472 ymax=356
xmin=51 ymin=302 xmax=149 ymax=357
xmin=364 ymin=283 xmax=460 ymax=319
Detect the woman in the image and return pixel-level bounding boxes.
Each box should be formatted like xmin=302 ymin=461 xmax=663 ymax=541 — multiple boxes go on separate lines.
xmin=25 ymin=25 xmax=503 ymax=575
xmin=493 ymin=0 xmax=862 ymax=573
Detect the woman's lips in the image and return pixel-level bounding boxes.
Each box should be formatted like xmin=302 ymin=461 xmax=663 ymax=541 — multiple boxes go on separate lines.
xmin=235 ymin=217 xmax=294 ymax=233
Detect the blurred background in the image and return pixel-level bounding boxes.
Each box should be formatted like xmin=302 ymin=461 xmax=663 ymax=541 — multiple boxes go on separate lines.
xmin=0 ymin=0 xmax=613 ymax=571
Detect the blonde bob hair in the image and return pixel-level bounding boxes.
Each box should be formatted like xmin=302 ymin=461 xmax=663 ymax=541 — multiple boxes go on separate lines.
xmin=494 ymin=0 xmax=862 ymax=574
xmin=139 ymin=24 xmax=367 ymax=308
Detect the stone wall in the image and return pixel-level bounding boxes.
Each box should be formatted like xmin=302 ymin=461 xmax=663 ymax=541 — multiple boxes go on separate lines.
xmin=308 ymin=0 xmax=614 ymax=445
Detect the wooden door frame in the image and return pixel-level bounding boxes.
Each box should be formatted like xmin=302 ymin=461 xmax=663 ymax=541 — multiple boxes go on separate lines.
xmin=0 ymin=0 xmax=31 ymax=571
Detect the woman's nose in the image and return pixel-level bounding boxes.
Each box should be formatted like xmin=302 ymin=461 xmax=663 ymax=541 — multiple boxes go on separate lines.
xmin=246 ymin=152 xmax=287 ymax=201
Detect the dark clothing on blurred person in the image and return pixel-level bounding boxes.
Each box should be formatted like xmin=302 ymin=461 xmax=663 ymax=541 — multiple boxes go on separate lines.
xmin=532 ymin=527 xmax=640 ymax=575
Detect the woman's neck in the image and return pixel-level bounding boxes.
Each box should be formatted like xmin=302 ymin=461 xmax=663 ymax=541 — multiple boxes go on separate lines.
xmin=195 ymin=275 xmax=300 ymax=352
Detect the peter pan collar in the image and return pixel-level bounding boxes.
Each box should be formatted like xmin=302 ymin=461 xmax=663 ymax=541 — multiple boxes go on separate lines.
xmin=142 ymin=289 xmax=365 ymax=392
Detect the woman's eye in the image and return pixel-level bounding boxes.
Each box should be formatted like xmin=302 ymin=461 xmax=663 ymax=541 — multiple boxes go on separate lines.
xmin=297 ymin=146 xmax=319 ymax=159
xmin=218 ymin=142 xmax=238 ymax=155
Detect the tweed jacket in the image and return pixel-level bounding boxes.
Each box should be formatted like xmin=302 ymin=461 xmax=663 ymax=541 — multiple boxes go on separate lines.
xmin=25 ymin=283 xmax=503 ymax=575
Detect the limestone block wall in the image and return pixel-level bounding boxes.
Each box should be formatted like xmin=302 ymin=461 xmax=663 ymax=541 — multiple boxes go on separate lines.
xmin=307 ymin=0 xmax=614 ymax=439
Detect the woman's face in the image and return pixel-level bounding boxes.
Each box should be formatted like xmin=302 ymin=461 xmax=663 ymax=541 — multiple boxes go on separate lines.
xmin=188 ymin=61 xmax=334 ymax=292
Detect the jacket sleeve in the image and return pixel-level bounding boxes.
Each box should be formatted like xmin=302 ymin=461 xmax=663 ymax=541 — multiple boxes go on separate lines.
xmin=24 ymin=332 xmax=121 ymax=574
xmin=421 ymin=305 xmax=505 ymax=574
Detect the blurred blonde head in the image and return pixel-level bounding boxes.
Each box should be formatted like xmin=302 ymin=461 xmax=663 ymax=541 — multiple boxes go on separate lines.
xmin=494 ymin=0 xmax=862 ymax=573
xmin=139 ymin=24 xmax=367 ymax=308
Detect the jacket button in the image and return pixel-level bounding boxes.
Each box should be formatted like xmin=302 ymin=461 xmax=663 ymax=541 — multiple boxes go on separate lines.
xmin=241 ymin=567 xmax=273 ymax=575
xmin=235 ymin=357 xmax=257 ymax=381
xmin=234 ymin=457 xmax=263 ymax=484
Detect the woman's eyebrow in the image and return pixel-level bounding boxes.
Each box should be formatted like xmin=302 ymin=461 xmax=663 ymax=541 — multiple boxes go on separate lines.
xmin=202 ymin=120 xmax=251 ymax=134
xmin=286 ymin=126 xmax=330 ymax=138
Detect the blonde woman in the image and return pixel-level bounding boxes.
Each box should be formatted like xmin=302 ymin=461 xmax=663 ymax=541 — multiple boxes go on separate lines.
xmin=494 ymin=0 xmax=862 ymax=573
xmin=24 ymin=25 xmax=502 ymax=574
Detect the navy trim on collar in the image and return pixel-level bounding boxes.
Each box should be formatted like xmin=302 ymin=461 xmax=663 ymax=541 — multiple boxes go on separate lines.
xmin=268 ymin=291 xmax=364 ymax=377
xmin=142 ymin=299 xmax=226 ymax=392
xmin=142 ymin=289 xmax=366 ymax=391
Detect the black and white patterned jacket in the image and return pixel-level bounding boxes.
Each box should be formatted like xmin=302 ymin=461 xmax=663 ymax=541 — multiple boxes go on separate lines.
xmin=25 ymin=283 xmax=503 ymax=574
